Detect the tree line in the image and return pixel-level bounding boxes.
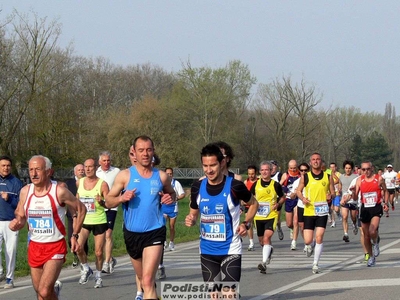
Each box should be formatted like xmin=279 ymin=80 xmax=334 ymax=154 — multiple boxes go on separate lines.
xmin=1 ymin=11 xmax=399 ymax=175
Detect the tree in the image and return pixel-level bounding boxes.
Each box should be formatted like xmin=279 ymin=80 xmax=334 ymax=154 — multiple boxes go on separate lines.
xmin=0 ymin=11 xmax=70 ymax=158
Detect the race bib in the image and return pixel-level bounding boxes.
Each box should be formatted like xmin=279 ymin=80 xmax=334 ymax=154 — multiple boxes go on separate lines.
xmin=200 ymin=214 xmax=226 ymax=241
xmin=363 ymin=192 xmax=377 ymax=208
xmin=256 ymin=203 xmax=271 ymax=217
xmin=28 ymin=209 xmax=54 ymax=236
xmin=81 ymin=197 xmax=95 ymax=213
xmin=314 ymin=202 xmax=329 ymax=216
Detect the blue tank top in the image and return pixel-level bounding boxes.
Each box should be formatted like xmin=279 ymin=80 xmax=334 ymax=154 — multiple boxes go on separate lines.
xmin=123 ymin=166 xmax=164 ymax=232
xmin=198 ymin=176 xmax=242 ymax=255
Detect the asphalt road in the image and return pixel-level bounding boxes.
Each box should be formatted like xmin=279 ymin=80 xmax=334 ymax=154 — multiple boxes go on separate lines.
xmin=2 ymin=206 xmax=400 ymax=300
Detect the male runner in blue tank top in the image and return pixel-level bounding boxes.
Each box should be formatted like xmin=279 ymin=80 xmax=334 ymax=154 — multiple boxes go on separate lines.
xmin=106 ymin=135 xmax=176 ymax=300
xmin=185 ymin=144 xmax=258 ymax=288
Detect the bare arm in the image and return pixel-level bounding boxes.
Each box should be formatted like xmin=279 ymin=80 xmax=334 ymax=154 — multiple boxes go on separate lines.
xmin=58 ymin=186 xmax=87 ymax=253
xmin=185 ymin=208 xmax=199 ymax=227
xmin=296 ymin=175 xmax=308 ymax=204
xmin=105 ymin=169 xmax=133 ymax=208
xmin=159 ymin=170 xmax=176 ymax=205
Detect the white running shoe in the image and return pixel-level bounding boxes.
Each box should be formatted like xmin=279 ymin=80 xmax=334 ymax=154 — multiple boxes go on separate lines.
xmin=312 ymin=264 xmax=320 ymax=274
xmin=101 ymin=262 xmax=109 ymax=274
xmin=290 ymin=240 xmax=297 ymax=250
xmin=54 ymin=280 xmax=62 ymax=298
xmin=306 ymin=245 xmax=314 ymax=257
xmin=79 ymin=267 xmax=93 ymax=284
xmin=94 ymin=277 xmax=103 ymax=288
xmin=109 ymin=257 xmax=117 ymax=274
xmin=169 ymin=241 xmax=175 ymax=251
xmin=330 ymin=221 xmax=336 ymax=228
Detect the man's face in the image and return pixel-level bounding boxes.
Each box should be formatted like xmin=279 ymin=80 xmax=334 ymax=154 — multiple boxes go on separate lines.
xmin=129 ymin=146 xmax=137 ymax=166
xmin=202 ymin=155 xmax=221 ymax=183
xmin=361 ymin=163 xmax=373 ymax=177
xmin=74 ymin=164 xmax=85 ymax=179
xmin=247 ymin=168 xmax=257 ymax=181
xmin=344 ymin=164 xmax=353 ymax=176
xmin=0 ymin=159 xmax=11 ymax=177
xmin=288 ymin=161 xmax=297 ymax=173
xmin=133 ymin=139 xmax=154 ymax=168
xmin=310 ymin=154 xmax=322 ymax=170
xmin=84 ymin=159 xmax=96 ymax=177
xmin=166 ymin=169 xmax=173 ymax=178
xmin=99 ymin=155 xmax=111 ymax=171
xmin=271 ymin=164 xmax=278 ymax=174
xmin=260 ymin=164 xmax=271 ymax=181
xmin=330 ymin=164 xmax=337 ymax=173
xmin=29 ymin=157 xmax=50 ymax=185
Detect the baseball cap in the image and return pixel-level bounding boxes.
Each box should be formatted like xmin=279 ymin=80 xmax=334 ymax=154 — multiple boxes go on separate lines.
xmin=387 ymin=164 xmax=393 ymax=168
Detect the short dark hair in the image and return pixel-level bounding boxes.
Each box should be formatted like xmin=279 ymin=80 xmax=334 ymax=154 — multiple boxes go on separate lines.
xmin=342 ymin=160 xmax=354 ymax=170
xmin=247 ymin=165 xmax=258 ymax=173
xmin=201 ymin=144 xmax=224 ymax=163
xmin=132 ymin=135 xmax=154 ymax=149
xmin=299 ymin=162 xmax=310 ymax=171
xmin=0 ymin=155 xmax=12 ymax=165
xmin=165 ymin=167 xmax=173 ymax=173
xmin=213 ymin=141 xmax=234 ymax=167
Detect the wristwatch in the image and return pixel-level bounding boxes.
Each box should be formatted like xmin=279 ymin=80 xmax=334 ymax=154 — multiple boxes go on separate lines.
xmin=242 ymin=221 xmax=251 ymax=230
xmin=72 ymin=233 xmax=79 ymax=239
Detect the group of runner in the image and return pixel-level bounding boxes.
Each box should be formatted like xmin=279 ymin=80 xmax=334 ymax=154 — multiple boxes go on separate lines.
xmin=2 ymin=139 xmax=399 ymax=299
xmin=243 ymin=156 xmax=397 ymax=272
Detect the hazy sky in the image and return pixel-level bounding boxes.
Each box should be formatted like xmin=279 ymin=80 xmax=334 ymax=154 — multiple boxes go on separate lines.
xmin=1 ymin=1 xmax=399 ymax=114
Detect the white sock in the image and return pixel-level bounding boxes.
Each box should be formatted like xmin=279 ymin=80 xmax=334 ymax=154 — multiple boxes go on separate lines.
xmin=95 ymin=270 xmax=101 ymax=279
xmin=81 ymin=263 xmax=89 ymax=271
xmin=137 ymin=291 xmax=144 ymax=297
xmin=313 ymin=243 xmax=323 ymax=265
xmin=262 ymin=244 xmax=272 ymax=263
xmin=249 ymin=239 xmax=254 ymax=246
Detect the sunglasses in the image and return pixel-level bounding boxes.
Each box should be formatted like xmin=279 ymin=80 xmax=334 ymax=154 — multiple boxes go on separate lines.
xmin=361 ymin=168 xmax=371 ymax=171
xmin=299 ymin=169 xmax=308 ymax=172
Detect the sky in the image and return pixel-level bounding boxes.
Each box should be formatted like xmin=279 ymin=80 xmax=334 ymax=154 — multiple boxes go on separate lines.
xmin=1 ymin=1 xmax=399 ymax=114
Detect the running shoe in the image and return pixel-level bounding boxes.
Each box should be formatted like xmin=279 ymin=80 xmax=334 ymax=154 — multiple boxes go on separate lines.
xmin=330 ymin=221 xmax=336 ymax=228
xmin=157 ymin=266 xmax=166 ymax=280
xmin=54 ymin=280 xmax=62 ymax=298
xmin=109 ymin=257 xmax=117 ymax=274
xmin=367 ymin=256 xmax=376 ymax=267
xmin=312 ymin=264 xmax=320 ymax=274
xmin=266 ymin=246 xmax=274 ymax=264
xmin=277 ymin=225 xmax=284 ymax=240
xmin=101 ymin=262 xmax=109 ymax=274
xmin=248 ymin=244 xmax=254 ymax=251
xmin=386 ymin=211 xmax=389 ymax=217
xmin=135 ymin=295 xmax=144 ymax=300
xmin=94 ymin=277 xmax=103 ymax=288
xmin=363 ymin=253 xmax=370 ymax=264
xmin=4 ymin=278 xmax=14 ymax=289
xmin=352 ymin=224 xmax=358 ymax=235
xmin=79 ymin=267 xmax=93 ymax=284
xmin=306 ymin=245 xmax=314 ymax=257
xmin=303 ymin=245 xmax=307 ymax=253
xmin=72 ymin=253 xmax=79 ymax=268
xmin=258 ymin=262 xmax=267 ymax=274
xmin=290 ymin=240 xmax=297 ymax=250
xmin=169 ymin=241 xmax=175 ymax=251
xmin=343 ymin=234 xmax=350 ymax=243
xmin=373 ymin=243 xmax=380 ymax=257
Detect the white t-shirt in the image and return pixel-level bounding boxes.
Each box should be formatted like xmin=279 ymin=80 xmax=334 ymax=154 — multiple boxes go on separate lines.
xmin=96 ymin=166 xmax=121 ymax=211
xmin=382 ymin=170 xmax=397 ymax=189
